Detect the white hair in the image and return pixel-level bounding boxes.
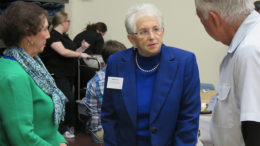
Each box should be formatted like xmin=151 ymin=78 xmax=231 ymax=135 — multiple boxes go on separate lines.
xmin=125 ymin=3 xmax=164 ymax=34
xmin=195 ymin=0 xmax=254 ymax=24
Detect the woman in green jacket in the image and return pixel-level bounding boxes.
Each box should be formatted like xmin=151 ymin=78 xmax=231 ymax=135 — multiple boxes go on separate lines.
xmin=0 ymin=2 xmax=67 ymax=146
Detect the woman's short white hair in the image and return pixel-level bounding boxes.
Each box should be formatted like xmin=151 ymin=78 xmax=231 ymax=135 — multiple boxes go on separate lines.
xmin=125 ymin=3 xmax=164 ymax=34
xmin=195 ymin=0 xmax=254 ymax=24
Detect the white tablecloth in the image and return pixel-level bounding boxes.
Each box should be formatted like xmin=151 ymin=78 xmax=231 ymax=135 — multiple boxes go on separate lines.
xmin=197 ymin=115 xmax=214 ymax=146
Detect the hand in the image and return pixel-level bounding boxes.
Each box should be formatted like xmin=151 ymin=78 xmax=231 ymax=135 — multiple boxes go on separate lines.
xmin=80 ymin=52 xmax=91 ymax=59
xmin=60 ymin=143 xmax=67 ymax=146
xmin=81 ymin=40 xmax=90 ymax=52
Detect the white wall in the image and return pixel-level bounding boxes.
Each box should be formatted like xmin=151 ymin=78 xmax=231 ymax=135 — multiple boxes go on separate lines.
xmin=65 ymin=0 xmax=228 ymax=89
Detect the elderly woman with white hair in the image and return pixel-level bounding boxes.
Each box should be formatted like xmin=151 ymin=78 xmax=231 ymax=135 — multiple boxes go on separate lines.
xmin=195 ymin=0 xmax=260 ymax=146
xmin=101 ymin=3 xmax=201 ymax=146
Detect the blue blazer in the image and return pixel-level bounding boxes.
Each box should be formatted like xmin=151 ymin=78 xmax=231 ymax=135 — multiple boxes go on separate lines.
xmin=101 ymin=44 xmax=201 ymax=146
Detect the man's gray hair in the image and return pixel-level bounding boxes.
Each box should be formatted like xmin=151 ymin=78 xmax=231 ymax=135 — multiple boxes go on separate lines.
xmin=195 ymin=0 xmax=254 ymax=24
xmin=125 ymin=3 xmax=164 ymax=34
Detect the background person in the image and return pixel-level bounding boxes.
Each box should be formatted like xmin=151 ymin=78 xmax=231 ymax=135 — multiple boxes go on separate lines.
xmin=73 ymin=22 xmax=107 ymax=55
xmin=85 ymin=40 xmax=126 ymax=143
xmin=195 ymin=0 xmax=260 ymax=145
xmin=101 ymin=3 xmax=201 ymax=146
xmin=73 ymin=22 xmax=107 ymax=99
xmin=0 ymin=2 xmax=67 ymax=146
xmin=41 ymin=11 xmax=90 ymax=138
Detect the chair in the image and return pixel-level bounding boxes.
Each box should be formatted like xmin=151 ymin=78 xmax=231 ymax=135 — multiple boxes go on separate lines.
xmin=82 ymin=56 xmax=102 ymax=71
xmin=77 ymin=56 xmax=102 ymax=100
xmin=76 ymin=56 xmax=102 ymax=124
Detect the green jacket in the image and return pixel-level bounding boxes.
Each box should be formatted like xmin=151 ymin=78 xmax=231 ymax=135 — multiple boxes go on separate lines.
xmin=0 ymin=57 xmax=67 ymax=146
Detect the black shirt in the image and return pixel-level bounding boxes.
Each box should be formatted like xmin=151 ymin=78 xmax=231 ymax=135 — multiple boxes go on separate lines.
xmin=73 ymin=30 xmax=104 ymax=54
xmin=41 ymin=30 xmax=77 ymax=77
xmin=242 ymin=121 xmax=260 ymax=146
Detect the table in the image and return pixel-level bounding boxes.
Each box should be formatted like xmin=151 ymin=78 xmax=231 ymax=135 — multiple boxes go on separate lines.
xmin=197 ymin=90 xmax=216 ymax=146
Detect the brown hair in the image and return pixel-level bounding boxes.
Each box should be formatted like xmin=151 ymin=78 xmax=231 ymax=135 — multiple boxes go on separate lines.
xmin=0 ymin=1 xmax=48 ymax=47
xmin=86 ymin=22 xmax=107 ymax=33
xmin=102 ymin=40 xmax=126 ymax=64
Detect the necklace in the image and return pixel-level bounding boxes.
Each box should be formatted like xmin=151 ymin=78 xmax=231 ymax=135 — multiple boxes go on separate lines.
xmin=135 ymin=53 xmax=159 ymax=72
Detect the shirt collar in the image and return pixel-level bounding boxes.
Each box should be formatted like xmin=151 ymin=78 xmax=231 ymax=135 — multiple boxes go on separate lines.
xmin=228 ymin=10 xmax=260 ymax=54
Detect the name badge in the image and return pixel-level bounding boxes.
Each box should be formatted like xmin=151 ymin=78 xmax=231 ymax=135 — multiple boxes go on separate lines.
xmin=107 ymin=77 xmax=123 ymax=90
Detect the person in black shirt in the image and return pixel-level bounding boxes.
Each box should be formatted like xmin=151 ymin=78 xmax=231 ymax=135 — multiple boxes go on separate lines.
xmin=73 ymin=22 xmax=107 ymax=92
xmin=41 ymin=11 xmax=90 ymax=139
xmin=73 ymin=22 xmax=107 ymax=55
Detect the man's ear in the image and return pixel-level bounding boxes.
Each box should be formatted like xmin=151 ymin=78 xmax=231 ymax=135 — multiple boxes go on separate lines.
xmin=208 ymin=11 xmax=223 ymax=30
xmin=127 ymin=34 xmax=136 ymax=47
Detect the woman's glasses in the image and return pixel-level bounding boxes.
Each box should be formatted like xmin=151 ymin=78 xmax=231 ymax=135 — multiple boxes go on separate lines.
xmin=133 ymin=27 xmax=163 ymax=38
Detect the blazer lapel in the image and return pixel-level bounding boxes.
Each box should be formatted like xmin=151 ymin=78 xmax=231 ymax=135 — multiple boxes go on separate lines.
xmin=150 ymin=46 xmax=178 ymax=124
xmin=118 ymin=49 xmax=137 ymax=128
